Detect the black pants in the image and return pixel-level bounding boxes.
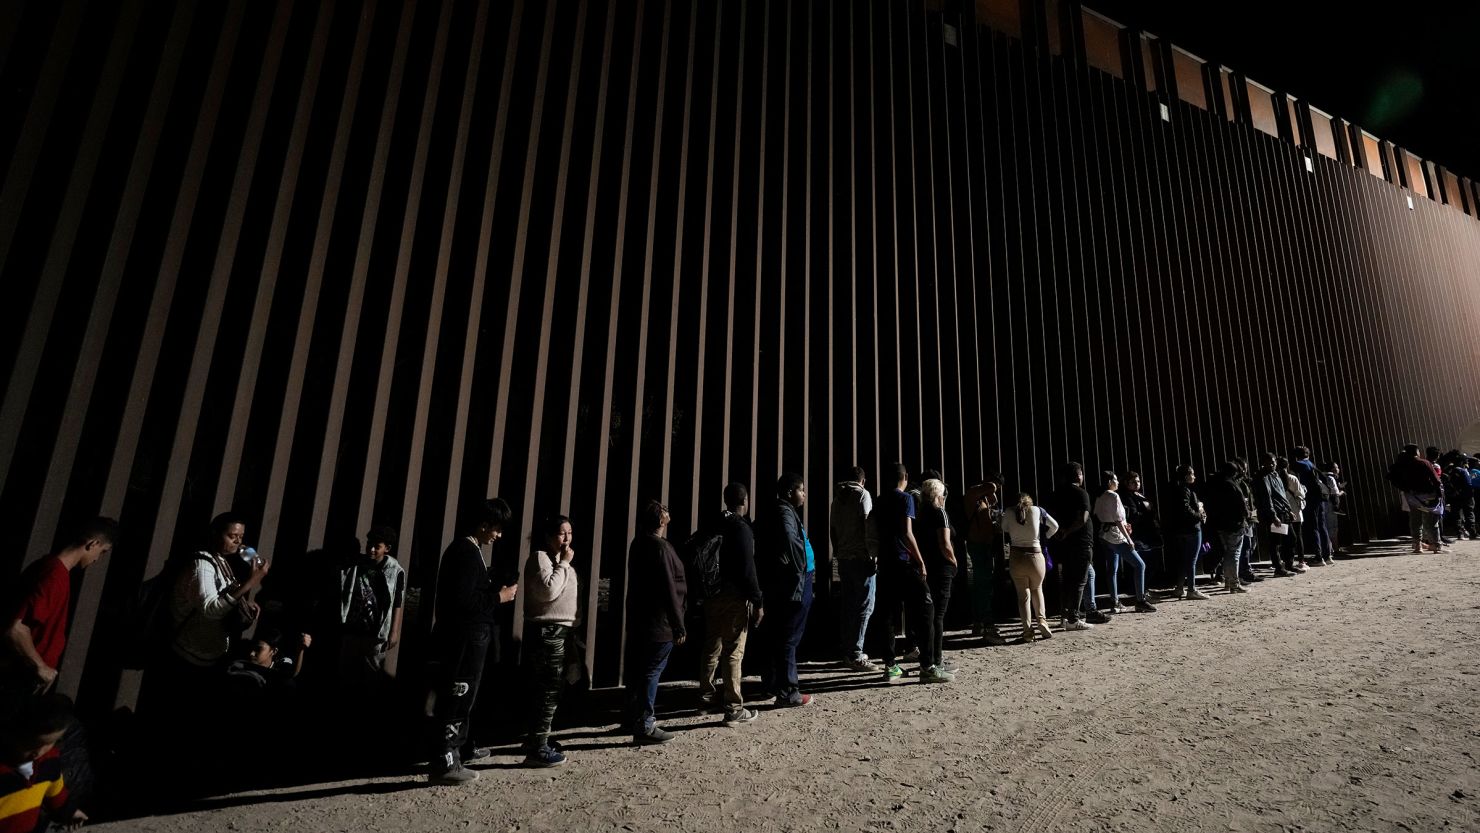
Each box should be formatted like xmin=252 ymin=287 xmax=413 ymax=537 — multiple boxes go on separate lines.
xmin=928 ymin=566 xmax=956 ymax=668
xmin=428 ymin=624 xmax=492 ymax=771
xmin=523 ymin=623 xmax=568 ymax=752
xmin=872 ymin=559 xmax=935 ymax=669
xmin=1058 ymin=544 xmax=1092 ymax=622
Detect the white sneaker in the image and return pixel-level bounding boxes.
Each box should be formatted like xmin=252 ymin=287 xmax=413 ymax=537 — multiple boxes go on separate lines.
xmin=1187 ymin=589 xmax=1211 ymax=600
xmin=1064 ymin=619 xmax=1095 ymax=631
xmin=1111 ymin=605 xmax=1131 ymax=614
xmin=1176 ymin=588 xmax=1187 ymax=601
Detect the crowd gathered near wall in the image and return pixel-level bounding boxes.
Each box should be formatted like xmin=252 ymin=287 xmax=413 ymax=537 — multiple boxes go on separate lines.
xmin=3 ymin=442 xmax=1479 ymax=823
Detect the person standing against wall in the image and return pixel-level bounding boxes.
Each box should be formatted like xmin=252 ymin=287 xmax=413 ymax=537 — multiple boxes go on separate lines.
xmin=758 ymin=474 xmax=816 ymax=707
xmin=963 ymin=475 xmax=1008 ymax=645
xmin=426 ymin=499 xmax=518 ymax=786
xmin=521 ymin=515 xmax=578 ymax=767
xmin=830 ymin=468 xmax=877 ymax=672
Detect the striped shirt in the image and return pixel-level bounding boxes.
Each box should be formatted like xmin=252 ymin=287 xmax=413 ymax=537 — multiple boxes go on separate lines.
xmin=0 ymin=747 xmax=68 ymax=833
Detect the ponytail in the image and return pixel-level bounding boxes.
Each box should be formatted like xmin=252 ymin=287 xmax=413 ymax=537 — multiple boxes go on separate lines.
xmin=1014 ymin=493 xmax=1033 ymax=526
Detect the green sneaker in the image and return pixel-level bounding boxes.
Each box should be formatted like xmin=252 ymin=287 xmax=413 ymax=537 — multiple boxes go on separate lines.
xmin=920 ymin=665 xmax=954 ymax=684
xmin=883 ymin=664 xmax=904 ymax=682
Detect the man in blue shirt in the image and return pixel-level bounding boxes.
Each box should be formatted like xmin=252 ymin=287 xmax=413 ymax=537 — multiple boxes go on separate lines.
xmin=869 ymin=463 xmax=951 ymax=684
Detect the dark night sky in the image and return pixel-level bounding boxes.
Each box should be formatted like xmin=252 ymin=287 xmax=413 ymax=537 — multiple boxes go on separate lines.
xmin=1084 ymin=1 xmax=1480 ymax=181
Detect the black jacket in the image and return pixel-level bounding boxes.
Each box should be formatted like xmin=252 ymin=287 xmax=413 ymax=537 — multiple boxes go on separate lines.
xmin=625 ymin=533 xmax=688 ymax=643
xmin=1251 ymin=469 xmax=1292 ymax=524
xmin=712 ymin=511 xmax=763 ymax=606
xmin=433 ymin=537 xmax=508 ymax=635
xmin=1159 ymin=481 xmax=1202 ymax=535
xmin=1200 ymin=475 xmax=1247 ymax=533
xmin=758 ymin=499 xmax=809 ymax=603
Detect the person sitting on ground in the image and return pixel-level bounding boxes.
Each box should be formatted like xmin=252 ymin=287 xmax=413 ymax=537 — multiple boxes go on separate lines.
xmin=625 ymin=500 xmax=687 ymax=744
xmin=0 ymin=694 xmax=86 ymax=833
xmin=830 ymin=469 xmax=877 ymax=671
xmin=2 ymin=518 xmax=117 ymax=699
xmin=697 ymin=483 xmax=763 ymax=725
xmin=226 ymin=629 xmax=309 ymax=687
xmin=1001 ymin=493 xmax=1057 ymax=643
xmin=1094 ymin=472 xmax=1156 ymax=613
xmin=917 ymin=479 xmax=960 ymax=676
xmin=335 ymin=525 xmax=405 ymax=689
xmin=522 ymin=515 xmax=579 ymax=768
xmin=1160 ymin=465 xmax=1208 ymax=600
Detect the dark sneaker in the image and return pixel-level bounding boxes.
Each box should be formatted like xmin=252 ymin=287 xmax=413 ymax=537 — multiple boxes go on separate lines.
xmin=774 ymin=693 xmax=813 ymax=708
xmin=723 ymin=707 xmax=759 ymax=724
xmin=1086 ymin=610 xmax=1111 ymax=625
xmin=522 ymin=746 xmax=568 ymax=768
xmin=634 ymin=726 xmax=674 ymax=744
xmin=428 ymin=765 xmax=480 ymax=786
xmin=461 ymin=746 xmax=492 ymax=764
xmin=1135 ymin=598 xmax=1158 ymax=613
xmin=920 ymin=665 xmax=954 ymax=684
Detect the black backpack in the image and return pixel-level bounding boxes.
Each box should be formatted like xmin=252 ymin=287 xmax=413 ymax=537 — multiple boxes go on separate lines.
xmin=119 ymin=552 xmax=214 ymax=669
xmin=680 ymin=530 xmax=725 ymax=604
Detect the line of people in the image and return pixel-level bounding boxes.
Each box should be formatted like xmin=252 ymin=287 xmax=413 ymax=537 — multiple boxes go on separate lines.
xmin=8 ymin=439 xmax=1463 ymax=814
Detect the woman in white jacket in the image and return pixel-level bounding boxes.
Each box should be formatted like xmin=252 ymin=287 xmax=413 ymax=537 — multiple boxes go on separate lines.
xmin=1001 ymin=493 xmax=1058 ymax=642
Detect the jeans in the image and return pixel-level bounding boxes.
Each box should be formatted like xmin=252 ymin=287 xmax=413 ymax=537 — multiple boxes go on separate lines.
xmin=837 ymin=559 xmax=876 ymax=661
xmin=429 ymin=624 xmax=492 ymax=772
xmin=625 ymin=639 xmax=675 ymax=735
xmin=1169 ymin=531 xmax=1202 ymax=591
xmin=967 ymin=541 xmax=1000 ymax=628
xmin=699 ymin=594 xmax=750 ymax=708
xmin=523 ymin=623 xmax=568 ymax=751
xmin=1082 ymin=563 xmax=1098 ymax=612
xmin=1305 ymin=502 xmax=1333 ymax=560
xmin=1240 ymin=527 xmax=1256 ymax=578
xmin=1100 ymin=540 xmax=1146 ymax=603
xmin=872 ymin=558 xmax=935 ymax=669
xmin=928 ymin=565 xmax=956 ymax=668
xmin=1215 ymin=529 xmax=1245 ymax=584
xmin=766 ymin=571 xmax=813 ymax=703
xmin=1058 ymin=544 xmax=1093 ymax=622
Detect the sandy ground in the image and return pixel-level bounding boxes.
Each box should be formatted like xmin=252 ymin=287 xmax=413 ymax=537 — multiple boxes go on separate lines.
xmin=99 ymin=539 xmax=1480 ymax=833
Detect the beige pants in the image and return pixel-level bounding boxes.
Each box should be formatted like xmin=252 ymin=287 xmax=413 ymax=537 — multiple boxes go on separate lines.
xmin=699 ymin=594 xmax=749 ymax=707
xmin=1008 ymin=548 xmax=1048 ymax=632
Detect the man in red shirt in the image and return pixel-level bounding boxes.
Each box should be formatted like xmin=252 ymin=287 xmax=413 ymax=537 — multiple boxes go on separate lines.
xmin=2 ymin=518 xmax=118 ymax=696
